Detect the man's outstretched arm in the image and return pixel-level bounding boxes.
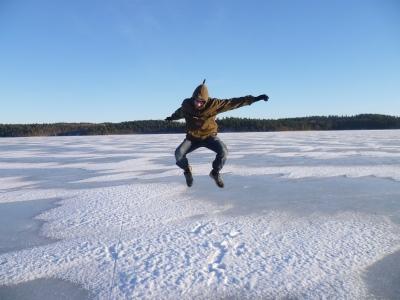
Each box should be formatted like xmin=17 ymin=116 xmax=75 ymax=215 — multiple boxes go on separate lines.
xmin=165 ymin=107 xmax=184 ymax=121
xmin=211 ymin=94 xmax=269 ymax=114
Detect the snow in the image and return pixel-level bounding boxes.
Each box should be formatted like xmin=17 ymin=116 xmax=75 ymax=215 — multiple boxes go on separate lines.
xmin=0 ymin=130 xmax=400 ymax=299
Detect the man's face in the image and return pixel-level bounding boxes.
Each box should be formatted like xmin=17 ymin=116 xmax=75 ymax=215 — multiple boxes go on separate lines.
xmin=194 ymin=98 xmax=206 ymax=110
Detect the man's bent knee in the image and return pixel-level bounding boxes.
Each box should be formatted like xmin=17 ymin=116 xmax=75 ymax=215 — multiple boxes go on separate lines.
xmin=218 ymin=143 xmax=228 ymax=159
xmin=175 ymin=147 xmax=184 ymax=162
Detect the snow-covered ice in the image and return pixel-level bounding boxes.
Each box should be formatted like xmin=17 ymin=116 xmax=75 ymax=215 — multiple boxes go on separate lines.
xmin=0 ymin=130 xmax=399 ymax=299
xmin=0 ymin=199 xmax=57 ymax=254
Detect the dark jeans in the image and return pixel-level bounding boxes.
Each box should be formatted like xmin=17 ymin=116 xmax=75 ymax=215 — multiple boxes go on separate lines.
xmin=175 ymin=136 xmax=228 ymax=172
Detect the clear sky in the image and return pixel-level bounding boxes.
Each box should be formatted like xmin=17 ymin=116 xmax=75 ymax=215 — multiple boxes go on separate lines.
xmin=1 ymin=0 xmax=399 ymax=124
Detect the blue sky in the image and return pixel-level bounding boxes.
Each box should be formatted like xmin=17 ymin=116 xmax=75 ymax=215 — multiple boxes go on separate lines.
xmin=1 ymin=0 xmax=399 ymax=124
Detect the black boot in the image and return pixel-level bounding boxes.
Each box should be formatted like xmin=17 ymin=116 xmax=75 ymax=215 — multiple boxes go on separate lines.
xmin=184 ymin=166 xmax=193 ymax=187
xmin=209 ymin=169 xmax=224 ymax=188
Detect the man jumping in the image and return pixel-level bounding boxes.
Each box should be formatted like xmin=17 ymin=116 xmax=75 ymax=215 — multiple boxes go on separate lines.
xmin=165 ymin=80 xmax=269 ymax=188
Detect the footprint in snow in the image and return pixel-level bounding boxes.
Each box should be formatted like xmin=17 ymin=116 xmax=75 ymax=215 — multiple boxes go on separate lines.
xmin=224 ymin=230 xmax=241 ymax=238
xmin=191 ymin=222 xmax=213 ymax=235
xmin=234 ymin=243 xmax=246 ymax=256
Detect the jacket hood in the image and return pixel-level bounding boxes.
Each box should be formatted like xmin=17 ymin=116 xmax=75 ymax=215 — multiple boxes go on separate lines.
xmin=192 ymin=79 xmax=209 ymax=101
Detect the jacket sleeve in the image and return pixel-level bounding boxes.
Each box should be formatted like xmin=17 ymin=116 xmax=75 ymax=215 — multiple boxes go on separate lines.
xmin=168 ymin=107 xmax=184 ymax=120
xmin=211 ymin=96 xmax=259 ymax=114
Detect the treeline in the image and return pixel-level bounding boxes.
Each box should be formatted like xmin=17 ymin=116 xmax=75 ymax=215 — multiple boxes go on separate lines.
xmin=1 ymin=114 xmax=399 ymax=137
xmin=0 ymin=120 xmax=184 ymax=137
xmin=218 ymin=114 xmax=400 ymax=132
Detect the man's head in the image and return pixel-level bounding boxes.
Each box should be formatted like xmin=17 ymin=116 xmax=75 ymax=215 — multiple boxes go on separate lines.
xmin=192 ymin=79 xmax=209 ymax=110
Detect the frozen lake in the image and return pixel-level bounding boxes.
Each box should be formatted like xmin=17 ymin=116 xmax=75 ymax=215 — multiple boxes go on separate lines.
xmin=0 ymin=131 xmax=399 ymax=299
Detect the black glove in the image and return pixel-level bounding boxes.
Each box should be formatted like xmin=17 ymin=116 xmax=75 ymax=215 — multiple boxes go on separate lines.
xmin=165 ymin=117 xmax=173 ymax=121
xmin=256 ymin=94 xmax=269 ymax=102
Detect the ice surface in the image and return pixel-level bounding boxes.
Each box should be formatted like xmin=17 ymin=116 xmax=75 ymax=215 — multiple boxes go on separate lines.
xmin=0 ymin=196 xmax=91 ymax=299
xmin=364 ymin=250 xmax=400 ymax=300
xmin=0 ymin=199 xmax=58 ymax=254
xmin=0 ymin=130 xmax=399 ymax=299
xmin=0 ymin=278 xmax=90 ymax=300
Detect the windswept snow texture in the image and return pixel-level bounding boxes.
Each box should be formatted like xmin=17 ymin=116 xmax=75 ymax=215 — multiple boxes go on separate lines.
xmin=1 ymin=131 xmax=400 ymax=299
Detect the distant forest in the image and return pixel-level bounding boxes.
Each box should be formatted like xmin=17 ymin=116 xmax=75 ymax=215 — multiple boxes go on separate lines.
xmin=1 ymin=114 xmax=400 ymax=137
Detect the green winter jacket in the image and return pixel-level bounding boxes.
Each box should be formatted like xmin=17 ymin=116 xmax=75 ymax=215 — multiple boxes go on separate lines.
xmin=168 ymin=83 xmax=261 ymax=140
